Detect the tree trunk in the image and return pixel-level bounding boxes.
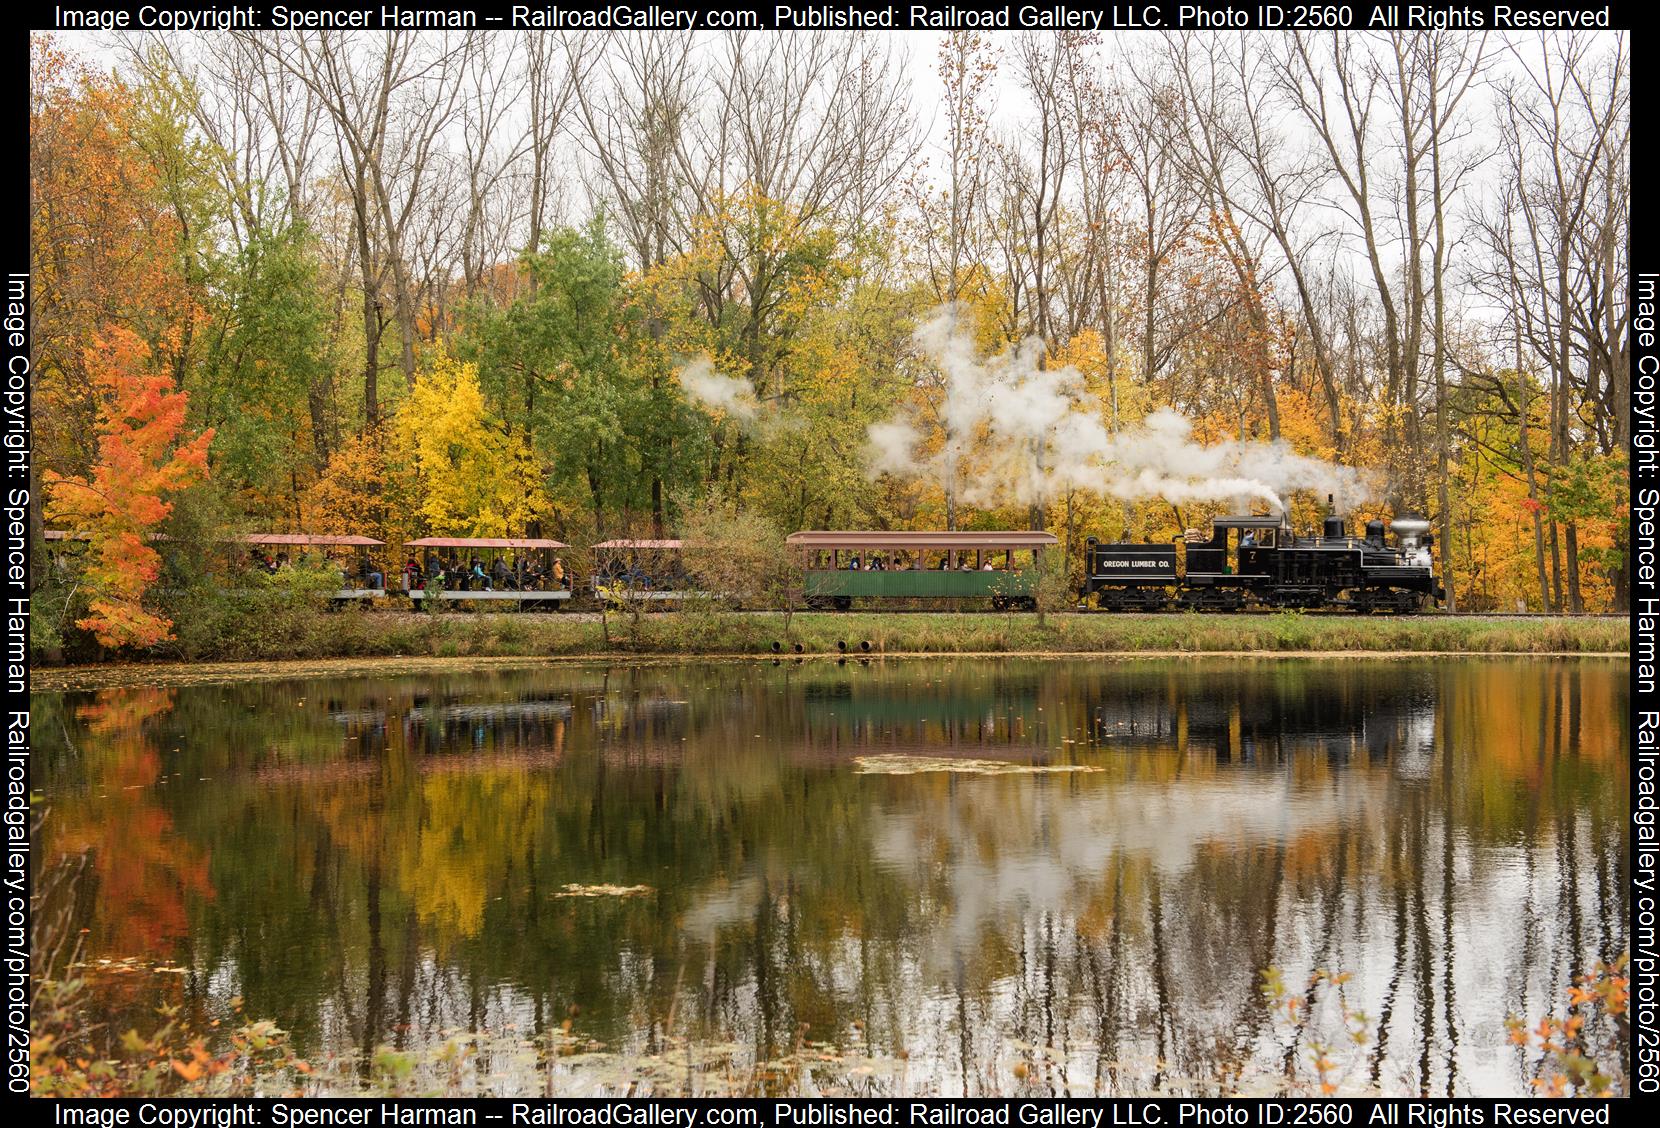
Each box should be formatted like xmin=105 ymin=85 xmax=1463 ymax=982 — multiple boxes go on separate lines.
xmin=356 ymin=201 xmax=380 ymax=430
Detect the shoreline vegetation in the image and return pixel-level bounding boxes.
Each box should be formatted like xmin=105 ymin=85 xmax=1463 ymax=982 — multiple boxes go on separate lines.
xmin=31 ymin=611 xmax=1627 ymax=692
xmin=33 ymin=951 xmax=1631 ymax=1098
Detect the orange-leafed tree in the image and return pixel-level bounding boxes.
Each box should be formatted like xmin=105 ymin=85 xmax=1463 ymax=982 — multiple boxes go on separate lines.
xmin=30 ymin=37 xmax=191 ymax=478
xmin=45 ymin=327 xmax=214 ymax=649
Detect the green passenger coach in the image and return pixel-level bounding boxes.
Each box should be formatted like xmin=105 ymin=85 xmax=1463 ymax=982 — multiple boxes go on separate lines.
xmin=787 ymin=530 xmax=1058 ymax=610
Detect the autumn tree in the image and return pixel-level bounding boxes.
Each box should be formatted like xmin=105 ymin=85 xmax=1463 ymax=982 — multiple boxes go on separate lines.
xmin=29 ymin=38 xmax=193 ymax=486
xmin=44 ymin=327 xmax=214 ymax=649
xmin=392 ymin=350 xmax=547 ymax=537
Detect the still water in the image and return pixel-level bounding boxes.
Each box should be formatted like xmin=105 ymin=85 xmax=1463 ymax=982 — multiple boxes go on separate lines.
xmin=32 ymin=658 xmax=1628 ymax=1097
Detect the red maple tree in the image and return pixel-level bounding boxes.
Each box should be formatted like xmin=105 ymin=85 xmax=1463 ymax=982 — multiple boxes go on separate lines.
xmin=45 ymin=326 xmax=214 ymax=649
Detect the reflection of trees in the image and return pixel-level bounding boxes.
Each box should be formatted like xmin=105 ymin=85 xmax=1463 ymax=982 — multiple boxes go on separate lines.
xmin=33 ymin=658 xmax=1629 ymax=1095
xmin=43 ymin=689 xmax=216 ymax=958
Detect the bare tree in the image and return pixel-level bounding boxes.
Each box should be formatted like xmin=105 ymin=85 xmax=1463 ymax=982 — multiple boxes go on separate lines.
xmin=679 ymin=32 xmax=915 ymax=235
xmin=1111 ymin=53 xmax=1204 ymax=392
xmin=1276 ymin=33 xmax=1426 ymax=505
xmin=909 ymin=30 xmax=998 ymax=307
xmin=1477 ymin=32 xmax=1628 ymax=612
xmin=1164 ymin=33 xmax=1284 ymax=441
xmin=1415 ymin=31 xmax=1490 ymax=612
xmin=241 ymin=31 xmax=467 ymax=424
xmin=1169 ymin=33 xmax=1351 ymax=451
xmin=570 ymin=31 xmax=694 ymax=273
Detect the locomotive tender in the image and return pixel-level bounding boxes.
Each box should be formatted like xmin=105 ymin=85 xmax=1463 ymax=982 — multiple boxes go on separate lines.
xmin=1084 ymin=511 xmax=1442 ymax=613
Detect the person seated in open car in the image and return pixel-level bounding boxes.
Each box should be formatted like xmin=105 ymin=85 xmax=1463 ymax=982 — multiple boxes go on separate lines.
xmin=491 ymin=556 xmax=515 ymax=590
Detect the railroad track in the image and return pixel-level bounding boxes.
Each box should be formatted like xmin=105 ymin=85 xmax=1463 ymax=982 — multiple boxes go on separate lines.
xmin=632 ymin=607 xmax=1625 ymax=619
xmin=781 ymin=607 xmax=1626 ymax=619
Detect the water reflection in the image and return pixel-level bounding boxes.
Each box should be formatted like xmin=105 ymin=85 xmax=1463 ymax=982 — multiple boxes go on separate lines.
xmin=31 ymin=658 xmax=1628 ymax=1096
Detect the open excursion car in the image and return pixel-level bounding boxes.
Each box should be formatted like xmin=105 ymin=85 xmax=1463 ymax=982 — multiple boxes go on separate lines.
xmin=403 ymin=537 xmax=572 ymax=608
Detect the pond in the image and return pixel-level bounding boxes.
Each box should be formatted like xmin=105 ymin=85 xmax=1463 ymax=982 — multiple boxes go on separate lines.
xmin=31 ymin=657 xmax=1629 ymax=1097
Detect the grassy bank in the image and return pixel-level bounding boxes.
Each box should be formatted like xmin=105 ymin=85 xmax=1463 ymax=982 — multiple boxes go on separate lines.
xmin=32 ymin=609 xmax=1628 ymax=683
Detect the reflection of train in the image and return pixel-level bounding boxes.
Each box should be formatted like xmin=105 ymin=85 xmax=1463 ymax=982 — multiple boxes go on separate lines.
xmin=1083 ymin=511 xmax=1442 ymax=613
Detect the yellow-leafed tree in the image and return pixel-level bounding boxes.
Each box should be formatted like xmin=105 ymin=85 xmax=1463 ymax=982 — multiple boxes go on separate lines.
xmin=392 ymin=351 xmax=548 ymax=537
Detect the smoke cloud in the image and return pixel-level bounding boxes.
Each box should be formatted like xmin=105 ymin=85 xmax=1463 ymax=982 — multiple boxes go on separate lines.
xmin=869 ymin=305 xmax=1376 ymax=515
xmin=677 ymin=357 xmax=757 ymax=419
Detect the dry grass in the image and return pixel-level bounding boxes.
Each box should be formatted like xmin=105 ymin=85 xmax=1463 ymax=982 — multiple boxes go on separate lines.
xmin=32 ymin=609 xmax=1626 ymax=690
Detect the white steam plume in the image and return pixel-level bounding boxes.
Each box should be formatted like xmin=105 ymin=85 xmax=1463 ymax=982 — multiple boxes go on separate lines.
xmin=868 ymin=305 xmax=1377 ymax=514
xmin=677 ymin=357 xmax=757 ymax=419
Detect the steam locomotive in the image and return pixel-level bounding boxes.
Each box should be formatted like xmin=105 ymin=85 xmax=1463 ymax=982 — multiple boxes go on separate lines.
xmin=1083 ymin=511 xmax=1441 ymax=613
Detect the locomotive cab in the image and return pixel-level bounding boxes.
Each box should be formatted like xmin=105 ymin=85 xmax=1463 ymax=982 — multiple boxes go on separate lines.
xmin=1184 ymin=516 xmax=1288 ymax=580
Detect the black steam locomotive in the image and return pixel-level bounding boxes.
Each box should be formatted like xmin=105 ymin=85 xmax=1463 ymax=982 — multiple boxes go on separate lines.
xmin=1083 ymin=512 xmax=1442 ymax=613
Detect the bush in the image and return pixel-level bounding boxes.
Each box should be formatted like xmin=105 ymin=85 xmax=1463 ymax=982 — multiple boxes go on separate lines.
xmin=678 ymin=500 xmax=802 ymax=622
xmin=32 ymin=977 xmax=310 ymax=1098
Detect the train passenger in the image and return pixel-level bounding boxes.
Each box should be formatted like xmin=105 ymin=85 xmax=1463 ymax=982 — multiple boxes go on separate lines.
xmin=1240 ymin=531 xmax=1256 ymax=549
xmin=870 ymin=556 xmax=885 ymax=571
xmin=551 ymin=558 xmax=566 ymax=588
xmin=471 ymin=559 xmax=491 ymax=590
xmin=404 ymin=558 xmax=421 ymax=590
xmin=363 ymin=557 xmax=384 ymax=590
xmin=982 ymin=560 xmax=995 ymax=570
xmin=492 ymin=557 xmax=514 ymax=590
xmin=847 ymin=555 xmax=861 ymax=570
